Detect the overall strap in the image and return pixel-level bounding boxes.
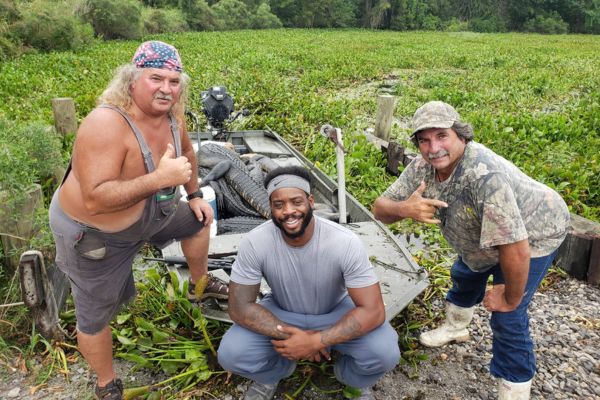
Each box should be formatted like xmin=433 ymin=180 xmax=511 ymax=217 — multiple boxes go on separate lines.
xmin=168 ymin=113 xmax=182 ymax=157
xmin=98 ymin=104 xmax=156 ymax=172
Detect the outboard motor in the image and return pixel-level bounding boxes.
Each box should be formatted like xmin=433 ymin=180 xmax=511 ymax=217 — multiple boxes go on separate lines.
xmin=201 ymin=86 xmax=234 ymax=133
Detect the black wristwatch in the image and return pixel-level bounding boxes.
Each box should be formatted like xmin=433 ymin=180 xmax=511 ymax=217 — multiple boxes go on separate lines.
xmin=186 ymin=190 xmax=203 ymax=201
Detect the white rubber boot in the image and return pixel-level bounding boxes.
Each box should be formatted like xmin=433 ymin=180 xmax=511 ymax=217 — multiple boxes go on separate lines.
xmin=498 ymin=378 xmax=532 ymax=400
xmin=419 ymin=302 xmax=475 ymax=347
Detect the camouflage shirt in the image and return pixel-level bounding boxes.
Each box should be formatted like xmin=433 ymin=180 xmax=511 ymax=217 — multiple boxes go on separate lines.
xmin=382 ymin=142 xmax=570 ymax=271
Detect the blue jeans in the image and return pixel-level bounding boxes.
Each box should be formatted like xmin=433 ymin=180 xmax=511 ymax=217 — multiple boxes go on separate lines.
xmin=218 ymin=295 xmax=400 ymax=388
xmin=446 ymin=250 xmax=558 ymax=383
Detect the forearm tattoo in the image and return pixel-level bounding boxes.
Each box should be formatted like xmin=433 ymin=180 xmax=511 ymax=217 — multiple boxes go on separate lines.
xmin=320 ymin=313 xmax=363 ymax=347
xmin=229 ymin=282 xmax=289 ymax=339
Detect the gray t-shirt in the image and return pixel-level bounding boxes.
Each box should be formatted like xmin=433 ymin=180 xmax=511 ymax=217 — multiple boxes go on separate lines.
xmin=383 ymin=142 xmax=569 ymax=272
xmin=230 ymin=216 xmax=378 ymax=314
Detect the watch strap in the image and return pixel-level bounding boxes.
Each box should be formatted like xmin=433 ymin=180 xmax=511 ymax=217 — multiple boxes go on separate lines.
xmin=186 ymin=190 xmax=203 ymax=201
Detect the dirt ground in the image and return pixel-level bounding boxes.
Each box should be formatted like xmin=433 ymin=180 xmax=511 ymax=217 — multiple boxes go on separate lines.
xmin=0 ymin=345 xmax=491 ymax=400
xmin=2 ymin=273 xmax=598 ymax=400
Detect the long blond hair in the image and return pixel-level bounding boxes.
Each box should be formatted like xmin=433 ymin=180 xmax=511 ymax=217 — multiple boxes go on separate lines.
xmin=97 ymin=64 xmax=190 ymax=126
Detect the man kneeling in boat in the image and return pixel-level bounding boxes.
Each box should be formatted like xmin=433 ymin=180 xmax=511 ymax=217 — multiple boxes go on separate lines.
xmin=218 ymin=166 xmax=399 ymax=400
xmin=372 ymin=101 xmax=569 ymax=400
xmin=49 ymin=40 xmax=228 ymax=400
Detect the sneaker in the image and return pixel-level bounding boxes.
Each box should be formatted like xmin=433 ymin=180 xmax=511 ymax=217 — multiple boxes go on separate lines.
xmin=244 ymin=381 xmax=278 ymax=400
xmin=94 ymin=378 xmax=123 ymax=400
xmin=188 ymin=274 xmax=229 ymax=301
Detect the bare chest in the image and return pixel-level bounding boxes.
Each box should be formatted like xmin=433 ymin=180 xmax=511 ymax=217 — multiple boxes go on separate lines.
xmin=121 ymin=122 xmax=175 ymax=178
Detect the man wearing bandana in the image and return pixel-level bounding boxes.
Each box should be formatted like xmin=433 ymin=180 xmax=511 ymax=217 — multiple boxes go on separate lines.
xmin=49 ymin=41 xmax=228 ymax=400
xmin=217 ymin=166 xmax=399 ymax=400
xmin=372 ymin=101 xmax=570 ymax=400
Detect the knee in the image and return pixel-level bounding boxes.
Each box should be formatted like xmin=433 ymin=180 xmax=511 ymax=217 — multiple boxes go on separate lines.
xmin=192 ymin=223 xmax=210 ymax=241
xmin=378 ymin=343 xmax=400 ymax=371
xmin=217 ymin=333 xmax=244 ymax=370
xmin=365 ymin=326 xmax=400 ymax=370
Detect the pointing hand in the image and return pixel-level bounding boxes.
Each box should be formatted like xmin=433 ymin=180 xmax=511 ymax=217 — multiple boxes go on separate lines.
xmin=407 ymin=181 xmax=448 ymax=224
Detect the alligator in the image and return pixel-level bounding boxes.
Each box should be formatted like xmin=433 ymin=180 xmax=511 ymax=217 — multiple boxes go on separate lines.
xmin=198 ymin=143 xmax=270 ymax=218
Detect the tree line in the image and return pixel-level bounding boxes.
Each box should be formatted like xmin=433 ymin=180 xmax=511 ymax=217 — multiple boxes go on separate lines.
xmin=1 ymin=0 xmax=599 ymax=59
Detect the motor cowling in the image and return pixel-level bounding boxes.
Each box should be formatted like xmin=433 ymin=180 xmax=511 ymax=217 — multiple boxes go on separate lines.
xmin=201 ymin=86 xmax=234 ymax=129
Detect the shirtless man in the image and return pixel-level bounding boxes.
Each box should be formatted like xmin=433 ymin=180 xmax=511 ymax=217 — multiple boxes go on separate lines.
xmin=49 ymin=41 xmax=228 ymax=400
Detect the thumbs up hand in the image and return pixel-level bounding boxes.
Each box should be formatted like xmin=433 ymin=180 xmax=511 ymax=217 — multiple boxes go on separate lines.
xmin=156 ymin=143 xmax=192 ymax=187
xmin=406 ymin=181 xmax=448 ymax=224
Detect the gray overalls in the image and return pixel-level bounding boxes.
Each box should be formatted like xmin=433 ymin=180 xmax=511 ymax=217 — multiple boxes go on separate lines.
xmin=49 ymin=105 xmax=204 ymax=334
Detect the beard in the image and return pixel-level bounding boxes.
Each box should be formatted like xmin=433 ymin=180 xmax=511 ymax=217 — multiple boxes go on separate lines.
xmin=272 ymin=206 xmax=314 ymax=240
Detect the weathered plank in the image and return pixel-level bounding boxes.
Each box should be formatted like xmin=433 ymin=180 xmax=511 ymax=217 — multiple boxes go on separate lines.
xmin=587 ymin=239 xmax=600 ymax=286
xmin=557 ymin=214 xmax=600 ymax=282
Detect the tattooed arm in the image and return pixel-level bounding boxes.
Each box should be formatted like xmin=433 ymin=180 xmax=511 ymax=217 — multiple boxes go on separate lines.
xmin=227 ymin=281 xmax=290 ymax=340
xmin=272 ymin=283 xmax=385 ymax=361
xmin=320 ymin=283 xmax=385 ymax=345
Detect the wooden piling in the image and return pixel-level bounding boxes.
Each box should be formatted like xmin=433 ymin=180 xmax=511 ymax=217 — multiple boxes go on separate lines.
xmin=374 ymin=94 xmax=396 ymax=141
xmin=51 ymin=98 xmax=77 ymax=136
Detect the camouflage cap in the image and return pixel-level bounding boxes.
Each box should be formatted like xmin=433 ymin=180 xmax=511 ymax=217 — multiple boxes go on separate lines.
xmin=411 ymin=101 xmax=460 ymax=137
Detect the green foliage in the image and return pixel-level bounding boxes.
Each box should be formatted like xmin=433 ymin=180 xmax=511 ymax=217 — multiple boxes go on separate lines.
xmin=388 ymin=0 xmax=428 ymax=30
xmin=523 ymin=12 xmax=569 ymax=34
xmin=251 ymin=3 xmax=283 ymax=29
xmin=0 ymin=117 xmax=65 ymax=262
xmin=78 ymin=0 xmax=143 ymax=39
xmin=469 ymin=16 xmax=506 ymax=32
xmin=0 ymin=0 xmax=19 ymax=22
xmin=0 ymin=21 xmax=19 ymax=61
xmin=0 ymin=30 xmax=598 ymax=222
xmin=213 ymin=0 xmax=251 ymax=29
xmin=271 ymin=0 xmax=357 ymax=28
xmin=180 ymin=0 xmax=219 ymax=31
xmin=142 ymin=6 xmax=189 ymax=35
xmin=421 ymin=14 xmax=442 ymax=30
xmin=445 ymin=17 xmax=469 ymax=32
xmin=0 ymin=118 xmax=62 ymax=202
xmin=0 ymin=265 xmax=31 ymax=340
xmin=112 ymin=267 xmax=222 ymax=392
xmin=12 ymin=0 xmax=93 ymax=52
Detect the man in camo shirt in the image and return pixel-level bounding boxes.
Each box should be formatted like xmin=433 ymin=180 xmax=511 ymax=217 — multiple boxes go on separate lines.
xmin=372 ymin=101 xmax=569 ymax=400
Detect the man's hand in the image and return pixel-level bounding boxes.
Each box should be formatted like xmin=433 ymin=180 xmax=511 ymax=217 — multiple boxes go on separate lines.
xmin=188 ymin=197 xmax=213 ymax=225
xmin=156 ymin=143 xmax=192 ymax=187
xmin=483 ymin=284 xmax=521 ymax=312
xmin=404 ymin=181 xmax=448 ymax=224
xmin=483 ymin=240 xmax=530 ymax=313
xmin=271 ymin=325 xmax=329 ymax=361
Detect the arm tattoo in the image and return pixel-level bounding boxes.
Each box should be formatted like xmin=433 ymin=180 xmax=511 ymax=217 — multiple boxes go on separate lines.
xmin=320 ymin=313 xmax=363 ymax=347
xmin=228 ymin=282 xmax=289 ymax=339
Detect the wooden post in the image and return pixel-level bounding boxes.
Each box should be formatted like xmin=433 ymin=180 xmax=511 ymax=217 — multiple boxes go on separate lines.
xmin=386 ymin=141 xmax=404 ymax=176
xmin=51 ymin=98 xmax=77 ymax=137
xmin=586 ymin=239 xmax=600 ymax=286
xmin=556 ymin=214 xmax=600 ymax=281
xmin=374 ymin=94 xmax=396 ymax=141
